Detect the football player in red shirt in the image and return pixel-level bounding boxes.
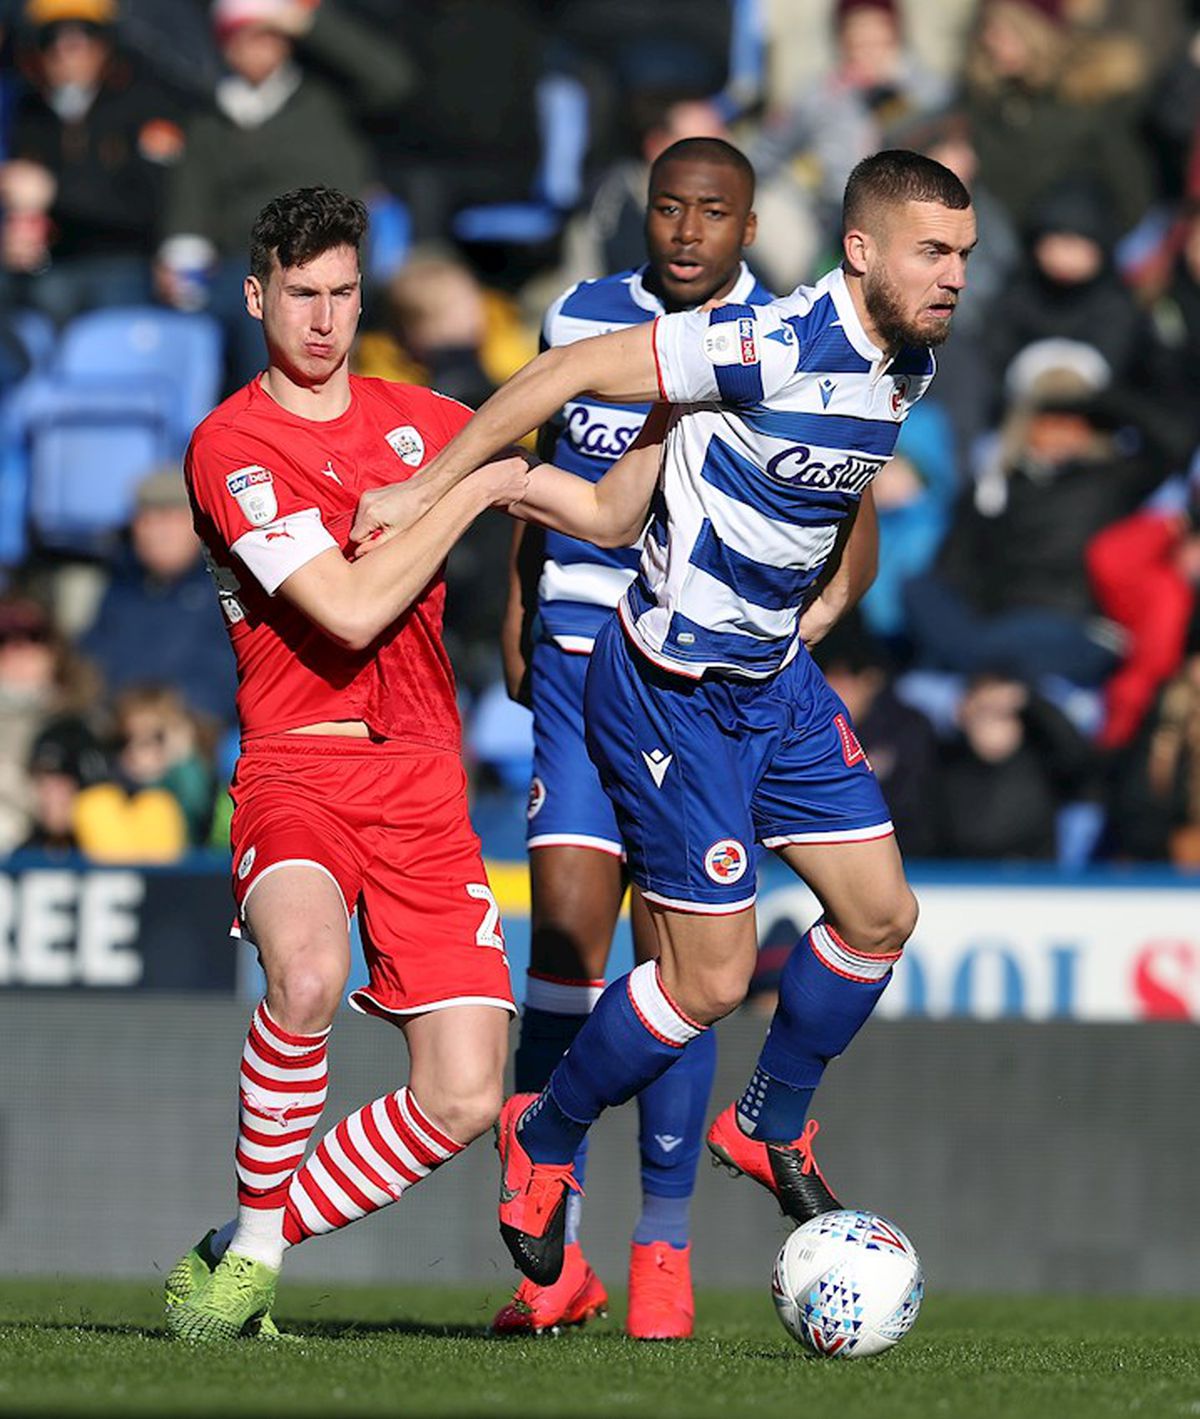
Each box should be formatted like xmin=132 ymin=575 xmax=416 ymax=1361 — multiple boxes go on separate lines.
xmin=164 ymin=186 xmax=530 ymax=1342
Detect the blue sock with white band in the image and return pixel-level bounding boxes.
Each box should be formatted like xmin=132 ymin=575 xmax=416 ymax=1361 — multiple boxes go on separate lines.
xmin=519 ymin=961 xmax=707 ymax=1166
xmin=738 ymin=920 xmax=899 ymax=1142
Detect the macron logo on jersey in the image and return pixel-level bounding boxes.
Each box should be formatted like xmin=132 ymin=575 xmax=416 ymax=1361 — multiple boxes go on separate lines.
xmin=641 ymin=748 xmax=673 ymax=788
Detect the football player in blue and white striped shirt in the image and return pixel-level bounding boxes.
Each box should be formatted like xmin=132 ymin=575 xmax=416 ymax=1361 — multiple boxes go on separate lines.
xmin=494 ymin=138 xmax=773 ymax=1340
xmin=351 ymin=151 xmax=976 ymax=1290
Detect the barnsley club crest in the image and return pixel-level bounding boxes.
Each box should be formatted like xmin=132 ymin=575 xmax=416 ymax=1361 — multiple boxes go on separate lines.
xmin=385 ymin=425 xmax=425 ymax=467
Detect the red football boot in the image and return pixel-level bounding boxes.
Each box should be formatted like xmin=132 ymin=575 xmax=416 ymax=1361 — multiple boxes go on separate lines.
xmin=706 ymin=1104 xmax=840 ymax=1223
xmin=491 ymin=1242 xmax=608 ymax=1336
xmin=495 ymin=1093 xmax=583 ymax=1286
xmin=626 ymin=1241 xmax=694 ymax=1340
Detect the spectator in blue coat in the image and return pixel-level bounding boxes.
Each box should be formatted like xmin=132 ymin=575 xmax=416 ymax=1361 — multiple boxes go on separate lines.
xmin=79 ymin=464 xmax=236 ymax=726
xmin=859 ymin=398 xmax=957 ymax=648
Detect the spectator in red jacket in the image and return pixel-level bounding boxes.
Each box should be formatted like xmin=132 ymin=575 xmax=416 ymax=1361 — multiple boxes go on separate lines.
xmin=1087 ymin=494 xmax=1200 ymax=749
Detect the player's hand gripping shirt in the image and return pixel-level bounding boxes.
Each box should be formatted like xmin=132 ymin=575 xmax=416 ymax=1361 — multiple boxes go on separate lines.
xmin=186 ymin=374 xmax=471 ymax=749
xmin=627 ymin=265 xmax=935 ymax=679
xmin=539 ymin=262 xmax=772 ymax=653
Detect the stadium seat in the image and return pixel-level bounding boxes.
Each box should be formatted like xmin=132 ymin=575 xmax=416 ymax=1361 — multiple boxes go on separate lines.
xmin=54 ymin=306 xmax=222 ymax=448
xmin=4 ymin=307 xmax=222 ymax=556
xmin=21 ymin=377 xmax=174 ymax=555
xmin=365 ymin=190 xmax=412 ymax=285
xmin=450 ymin=73 xmax=588 ymax=249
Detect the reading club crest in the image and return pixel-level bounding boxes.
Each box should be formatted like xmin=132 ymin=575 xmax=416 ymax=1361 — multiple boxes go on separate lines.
xmin=386 ymin=425 xmax=425 ymax=467
xmin=889 ymin=375 xmax=911 ymax=419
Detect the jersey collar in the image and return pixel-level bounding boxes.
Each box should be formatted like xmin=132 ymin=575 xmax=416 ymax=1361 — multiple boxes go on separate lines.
xmin=630 ymin=261 xmax=758 ymax=315
xmin=825 ymin=265 xmax=891 ymax=373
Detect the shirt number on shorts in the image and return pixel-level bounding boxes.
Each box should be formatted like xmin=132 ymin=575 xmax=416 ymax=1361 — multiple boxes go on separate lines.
xmin=466 ymin=883 xmax=504 ymax=951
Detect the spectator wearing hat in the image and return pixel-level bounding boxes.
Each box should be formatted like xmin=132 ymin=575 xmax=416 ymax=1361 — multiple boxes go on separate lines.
xmin=0 ymin=592 xmax=98 ymax=851
xmin=156 ymin=0 xmax=413 ymax=389
xmin=0 ymin=0 xmax=187 ymax=322
xmin=79 ymin=465 xmax=237 ymax=726
xmin=904 ymin=340 xmax=1190 ymax=688
xmin=17 ymin=713 xmax=107 ymax=853
xmin=984 ymin=178 xmax=1166 ymax=400
xmin=962 ymin=0 xmax=1154 ymax=235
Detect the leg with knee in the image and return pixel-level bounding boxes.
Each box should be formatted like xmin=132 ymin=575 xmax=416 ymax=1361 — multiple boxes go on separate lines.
xmin=247 ymin=867 xmax=352 ymax=1034
xmin=405 ymin=1004 xmax=511 ymax=1144
xmin=654 ymin=905 xmax=759 ymax=1025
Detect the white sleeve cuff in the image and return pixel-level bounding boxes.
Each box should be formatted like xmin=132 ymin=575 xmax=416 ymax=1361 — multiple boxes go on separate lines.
xmin=654 ymin=308 xmax=720 ymax=404
xmin=231 ymin=506 xmax=339 ymax=595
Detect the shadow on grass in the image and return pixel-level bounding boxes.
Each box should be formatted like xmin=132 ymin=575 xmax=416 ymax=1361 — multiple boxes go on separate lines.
xmin=282 ymin=1317 xmax=494 ymax=1341
xmin=0 ymin=1320 xmax=164 ymax=1340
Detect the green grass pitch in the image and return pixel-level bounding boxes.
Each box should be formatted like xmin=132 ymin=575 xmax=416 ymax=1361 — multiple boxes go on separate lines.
xmin=1 ymin=1279 xmax=1198 ymax=1419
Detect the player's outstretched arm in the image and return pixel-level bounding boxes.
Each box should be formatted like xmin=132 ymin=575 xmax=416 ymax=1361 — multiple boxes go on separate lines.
xmin=510 ymin=404 xmax=669 ymax=549
xmin=349 ymin=325 xmax=661 ymax=553
xmin=798 ymin=486 xmax=879 ymax=649
xmin=279 ymin=455 xmax=529 ymax=651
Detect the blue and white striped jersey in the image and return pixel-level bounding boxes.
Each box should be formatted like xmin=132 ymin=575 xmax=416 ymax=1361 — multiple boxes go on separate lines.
xmin=620 ymin=265 xmax=935 ymax=680
xmin=538 ymin=263 xmax=773 ymax=653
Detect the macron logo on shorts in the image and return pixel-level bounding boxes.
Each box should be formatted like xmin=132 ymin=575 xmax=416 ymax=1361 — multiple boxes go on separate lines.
xmin=641 ymin=748 xmax=672 ymax=788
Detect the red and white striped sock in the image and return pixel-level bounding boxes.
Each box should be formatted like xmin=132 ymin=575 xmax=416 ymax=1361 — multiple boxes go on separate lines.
xmin=282 ymin=1087 xmax=462 ymax=1246
xmin=229 ymin=1000 xmax=330 ymax=1268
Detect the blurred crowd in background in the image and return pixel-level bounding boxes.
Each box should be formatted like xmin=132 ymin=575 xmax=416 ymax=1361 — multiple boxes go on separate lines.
xmin=3 ymin=0 xmax=1200 ymax=869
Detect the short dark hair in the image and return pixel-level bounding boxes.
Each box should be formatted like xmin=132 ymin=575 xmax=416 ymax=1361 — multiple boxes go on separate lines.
xmin=249 ymin=186 xmax=369 ymax=285
xmin=842 ymin=149 xmax=970 ymax=232
xmin=649 ymin=137 xmax=756 ymax=204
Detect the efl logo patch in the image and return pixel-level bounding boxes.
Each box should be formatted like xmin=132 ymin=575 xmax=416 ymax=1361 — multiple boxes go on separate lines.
xmin=237 ymin=845 xmax=256 ymax=881
xmin=703 ymin=318 xmax=758 ymax=367
xmin=225 ymin=465 xmax=277 ymax=526
xmin=889 ymin=375 xmax=911 ymax=419
xmin=834 ymin=713 xmax=869 ymax=769
xmin=385 ymin=424 xmax=425 ymax=467
xmin=526 ymin=775 xmax=546 ymax=821
xmin=704 ymin=838 xmax=748 ymax=885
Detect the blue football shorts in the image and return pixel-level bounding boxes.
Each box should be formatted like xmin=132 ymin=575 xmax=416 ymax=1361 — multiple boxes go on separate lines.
xmin=526 ymin=637 xmax=624 ymax=856
xmin=583 ymin=618 xmax=893 ymax=912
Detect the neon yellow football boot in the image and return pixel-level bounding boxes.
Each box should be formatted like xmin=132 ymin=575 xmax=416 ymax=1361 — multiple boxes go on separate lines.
xmin=165 ymin=1248 xmax=280 ymax=1343
xmin=164 ymin=1230 xmax=290 ymax=1340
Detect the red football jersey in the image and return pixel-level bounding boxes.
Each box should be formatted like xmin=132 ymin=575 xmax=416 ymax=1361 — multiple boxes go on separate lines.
xmin=186 ymin=374 xmax=472 ymax=750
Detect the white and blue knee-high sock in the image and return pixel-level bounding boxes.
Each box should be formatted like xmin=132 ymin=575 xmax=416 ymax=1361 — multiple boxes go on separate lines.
xmin=513 ymin=971 xmax=604 ymax=1244
xmin=633 ymin=1026 xmax=717 ymax=1249
xmin=519 ymin=961 xmax=707 ymax=1165
xmin=738 ymin=919 xmax=900 ymax=1142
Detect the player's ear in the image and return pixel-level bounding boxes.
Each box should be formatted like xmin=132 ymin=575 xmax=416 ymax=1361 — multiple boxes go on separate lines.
xmin=245 ymin=274 xmax=264 ymax=323
xmin=842 ymin=228 xmax=871 ymax=277
xmin=741 ymin=208 xmax=758 ymax=250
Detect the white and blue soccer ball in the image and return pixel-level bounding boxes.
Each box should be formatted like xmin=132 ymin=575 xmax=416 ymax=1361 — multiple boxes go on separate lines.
xmin=771 ymin=1209 xmax=924 ymax=1358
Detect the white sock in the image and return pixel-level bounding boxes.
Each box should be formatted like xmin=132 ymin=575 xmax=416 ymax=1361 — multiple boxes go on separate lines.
xmin=228 ymin=1205 xmax=286 ymax=1270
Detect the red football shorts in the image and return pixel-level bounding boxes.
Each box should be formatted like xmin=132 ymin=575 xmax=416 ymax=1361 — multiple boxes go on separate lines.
xmin=229 ymin=735 xmax=514 ymax=1019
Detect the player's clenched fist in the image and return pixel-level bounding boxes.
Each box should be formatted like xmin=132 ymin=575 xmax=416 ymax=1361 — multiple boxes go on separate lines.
xmin=349 ymin=479 xmax=431 ymax=554
xmin=480 ymin=452 xmax=536 ymax=511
